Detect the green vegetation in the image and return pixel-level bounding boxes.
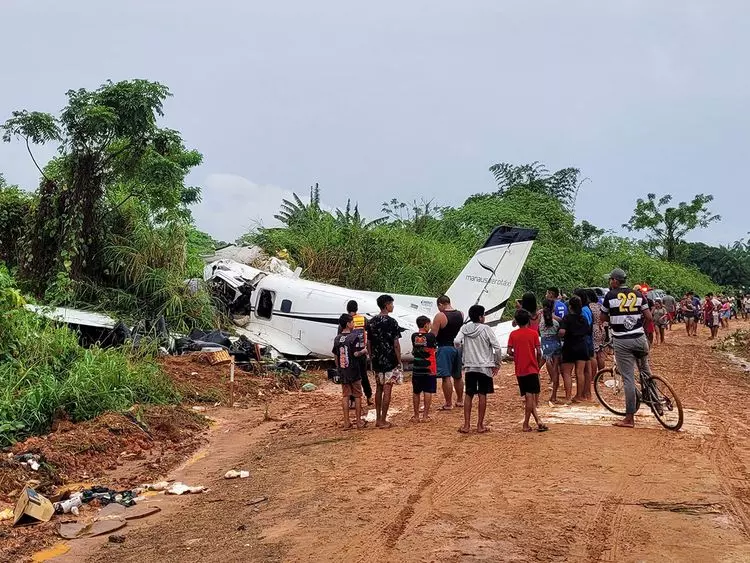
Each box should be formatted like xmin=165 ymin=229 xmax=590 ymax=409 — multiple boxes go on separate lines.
xmin=246 ymin=166 xmax=722 ymax=305
xmin=1 ymin=80 xmax=219 ymax=331
xmin=0 ymin=266 xmax=179 ymax=445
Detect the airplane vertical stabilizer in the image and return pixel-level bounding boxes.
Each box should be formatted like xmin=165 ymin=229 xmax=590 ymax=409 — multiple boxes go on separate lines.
xmin=444 ymin=226 xmax=537 ymax=326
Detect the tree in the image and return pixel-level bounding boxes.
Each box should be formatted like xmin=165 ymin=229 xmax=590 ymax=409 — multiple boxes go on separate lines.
xmin=0 ymin=174 xmax=34 ymax=267
xmin=488 ymin=161 xmax=587 ymax=211
xmin=682 ymin=242 xmax=750 ymax=288
xmin=274 ymin=183 xmax=323 ymax=226
xmin=335 ymin=199 xmax=387 ymax=230
xmin=623 ymin=193 xmax=721 ymax=262
xmin=2 ymin=80 xmax=202 ymax=294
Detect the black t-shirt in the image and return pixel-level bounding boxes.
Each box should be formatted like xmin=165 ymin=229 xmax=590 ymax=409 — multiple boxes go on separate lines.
xmin=332 ymin=332 xmax=363 ymax=384
xmin=601 ymin=287 xmax=648 ymax=337
xmin=411 ymin=331 xmax=437 ymax=377
xmin=560 ymin=313 xmax=591 ymax=351
xmin=367 ymin=315 xmax=401 ymax=372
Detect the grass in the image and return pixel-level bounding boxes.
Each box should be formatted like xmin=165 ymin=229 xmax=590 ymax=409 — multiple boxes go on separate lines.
xmin=0 ymin=275 xmax=180 ymax=446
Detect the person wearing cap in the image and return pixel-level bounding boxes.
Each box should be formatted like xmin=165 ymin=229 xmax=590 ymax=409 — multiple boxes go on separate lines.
xmin=600 ymin=268 xmax=655 ymax=428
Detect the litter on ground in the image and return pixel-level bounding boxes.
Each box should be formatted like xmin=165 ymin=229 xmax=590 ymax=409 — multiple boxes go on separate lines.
xmin=166 ymin=482 xmax=208 ymax=495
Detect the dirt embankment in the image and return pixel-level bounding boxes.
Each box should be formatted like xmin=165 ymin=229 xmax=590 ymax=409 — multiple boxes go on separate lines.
xmin=0 ymin=353 xmax=325 ymax=562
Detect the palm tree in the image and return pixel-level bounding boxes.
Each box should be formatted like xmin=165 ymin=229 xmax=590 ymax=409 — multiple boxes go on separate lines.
xmin=274 ymin=183 xmax=323 ymax=225
xmin=335 ymin=199 xmax=387 ymax=229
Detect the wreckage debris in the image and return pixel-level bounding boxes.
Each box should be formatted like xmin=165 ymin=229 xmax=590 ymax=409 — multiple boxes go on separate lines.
xmin=224 ymin=470 xmax=250 ymax=479
xmin=165 ymin=482 xmax=208 ymax=495
xmin=13 ymin=487 xmax=55 ymax=526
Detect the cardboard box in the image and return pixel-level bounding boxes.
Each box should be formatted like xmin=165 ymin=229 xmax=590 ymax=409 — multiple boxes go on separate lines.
xmin=13 ymin=487 xmax=55 ymax=526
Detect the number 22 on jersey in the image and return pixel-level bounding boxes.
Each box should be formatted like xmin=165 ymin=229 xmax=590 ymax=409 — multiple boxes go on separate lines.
xmin=617 ymin=292 xmax=639 ymax=313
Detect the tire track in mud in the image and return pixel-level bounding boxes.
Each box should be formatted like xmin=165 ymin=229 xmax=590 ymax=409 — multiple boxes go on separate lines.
xmin=575 ymin=452 xmax=651 ymax=562
xmin=701 ymin=358 xmax=750 ymax=538
xmin=360 ymin=435 xmax=502 ymax=562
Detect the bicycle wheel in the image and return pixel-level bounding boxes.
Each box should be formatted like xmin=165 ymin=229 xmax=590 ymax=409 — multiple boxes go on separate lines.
xmin=643 ymin=375 xmax=683 ymax=431
xmin=594 ymin=368 xmax=628 ymax=416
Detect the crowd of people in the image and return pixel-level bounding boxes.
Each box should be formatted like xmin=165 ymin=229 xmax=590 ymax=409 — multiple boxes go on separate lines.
xmin=331 ymin=270 xmax=744 ymax=432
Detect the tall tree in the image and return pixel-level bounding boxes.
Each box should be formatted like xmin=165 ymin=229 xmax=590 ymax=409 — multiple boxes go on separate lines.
xmin=682 ymin=242 xmax=750 ymax=288
xmin=488 ymin=161 xmax=586 ymax=211
xmin=623 ymin=193 xmax=720 ymax=261
xmin=2 ymin=80 xmax=201 ymax=294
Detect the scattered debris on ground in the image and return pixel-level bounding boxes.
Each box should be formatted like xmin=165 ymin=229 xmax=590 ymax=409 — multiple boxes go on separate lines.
xmin=224 ymin=470 xmax=249 ymax=479
xmin=165 ymin=482 xmax=207 ymax=495
xmin=159 ymin=353 xmax=326 ymax=404
xmin=0 ymin=406 xmax=208 ymax=502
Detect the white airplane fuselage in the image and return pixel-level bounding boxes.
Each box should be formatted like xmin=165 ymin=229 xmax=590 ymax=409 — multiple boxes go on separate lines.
xmin=205 ymin=225 xmax=537 ymax=360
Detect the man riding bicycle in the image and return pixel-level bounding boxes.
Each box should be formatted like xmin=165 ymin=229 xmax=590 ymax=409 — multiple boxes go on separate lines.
xmin=599 ymin=268 xmax=655 ymax=429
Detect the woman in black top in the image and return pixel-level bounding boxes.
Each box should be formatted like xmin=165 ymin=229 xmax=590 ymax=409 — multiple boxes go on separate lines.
xmin=558 ymin=296 xmax=592 ymax=404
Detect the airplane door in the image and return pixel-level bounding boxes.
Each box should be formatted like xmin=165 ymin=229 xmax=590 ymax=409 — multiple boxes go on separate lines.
xmin=254 ymin=288 xmax=293 ymax=335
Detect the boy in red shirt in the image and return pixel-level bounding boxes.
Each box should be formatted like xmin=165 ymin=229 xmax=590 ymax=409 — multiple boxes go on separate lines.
xmin=507 ymin=309 xmax=549 ymax=433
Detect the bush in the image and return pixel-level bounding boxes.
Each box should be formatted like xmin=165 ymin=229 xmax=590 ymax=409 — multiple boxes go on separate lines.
xmin=247 ymin=188 xmax=720 ymax=314
xmin=0 ymin=265 xmax=180 ymax=445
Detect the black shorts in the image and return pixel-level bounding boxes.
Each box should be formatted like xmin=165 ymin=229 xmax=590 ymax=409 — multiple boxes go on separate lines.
xmin=562 ymin=345 xmax=589 ymax=364
xmin=412 ymin=375 xmax=437 ymax=394
xmin=517 ymin=374 xmax=541 ymax=396
xmin=465 ymin=372 xmax=494 ymax=396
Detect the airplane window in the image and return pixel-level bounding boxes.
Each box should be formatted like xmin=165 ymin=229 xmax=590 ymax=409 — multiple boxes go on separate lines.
xmin=280 ymin=299 xmax=292 ymax=313
xmin=257 ymin=290 xmax=275 ymax=319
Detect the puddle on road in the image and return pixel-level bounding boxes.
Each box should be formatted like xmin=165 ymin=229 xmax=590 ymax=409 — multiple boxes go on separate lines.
xmin=536 ymin=404 xmax=712 ymax=435
xmin=31 ymin=543 xmax=70 ymax=561
xmin=364 ymin=408 xmax=401 ymax=423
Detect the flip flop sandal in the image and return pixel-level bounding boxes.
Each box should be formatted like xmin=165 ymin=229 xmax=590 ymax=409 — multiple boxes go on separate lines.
xmin=537 ymin=425 xmax=549 ymax=432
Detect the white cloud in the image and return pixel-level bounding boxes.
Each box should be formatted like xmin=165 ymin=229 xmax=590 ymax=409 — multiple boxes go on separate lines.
xmin=191 ymin=173 xmax=292 ymax=243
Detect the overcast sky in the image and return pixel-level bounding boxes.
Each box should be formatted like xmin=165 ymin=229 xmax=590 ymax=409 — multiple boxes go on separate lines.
xmin=2 ymin=0 xmax=748 ymax=245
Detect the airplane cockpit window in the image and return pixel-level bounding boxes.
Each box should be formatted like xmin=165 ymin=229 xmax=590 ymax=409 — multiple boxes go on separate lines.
xmin=280 ymin=299 xmax=292 ymax=313
xmin=257 ymin=289 xmax=275 ymax=319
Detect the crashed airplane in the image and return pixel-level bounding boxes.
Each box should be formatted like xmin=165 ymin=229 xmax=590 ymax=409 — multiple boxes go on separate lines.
xmin=205 ymin=226 xmax=537 ymax=359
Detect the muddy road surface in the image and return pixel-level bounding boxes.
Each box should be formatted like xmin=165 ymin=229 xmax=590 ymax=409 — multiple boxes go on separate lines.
xmin=59 ymin=323 xmax=750 ymax=562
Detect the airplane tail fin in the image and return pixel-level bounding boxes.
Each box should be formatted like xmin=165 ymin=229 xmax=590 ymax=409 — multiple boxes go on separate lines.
xmin=444 ymin=226 xmax=537 ymax=326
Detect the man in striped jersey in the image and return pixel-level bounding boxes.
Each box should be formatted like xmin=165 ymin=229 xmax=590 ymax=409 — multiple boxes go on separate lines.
xmin=600 ymin=268 xmax=655 ymax=429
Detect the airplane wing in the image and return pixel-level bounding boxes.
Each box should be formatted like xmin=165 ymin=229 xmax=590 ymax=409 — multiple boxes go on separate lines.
xmin=25 ymin=304 xmax=117 ymax=329
xmin=234 ymin=324 xmax=312 ymax=357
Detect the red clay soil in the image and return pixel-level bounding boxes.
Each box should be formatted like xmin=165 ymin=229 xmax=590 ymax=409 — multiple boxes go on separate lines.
xmin=158 ymin=354 xmax=308 ymax=404
xmin=0 ymin=406 xmax=208 ymax=562
xmin=0 ymin=354 xmax=324 ymax=562
xmin=58 ymin=321 xmax=750 ymax=563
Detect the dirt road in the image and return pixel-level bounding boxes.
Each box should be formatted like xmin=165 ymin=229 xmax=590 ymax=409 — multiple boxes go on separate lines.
xmin=59 ymin=323 xmax=750 ymax=562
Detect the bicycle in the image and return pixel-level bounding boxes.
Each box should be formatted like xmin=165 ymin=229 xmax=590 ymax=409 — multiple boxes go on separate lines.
xmin=593 ymin=339 xmax=684 ymax=431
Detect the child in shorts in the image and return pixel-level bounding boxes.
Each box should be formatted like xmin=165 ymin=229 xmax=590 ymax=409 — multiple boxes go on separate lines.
xmin=539 ymin=299 xmax=562 ymax=404
xmin=508 ymin=309 xmax=548 ymax=433
xmin=332 ymin=314 xmax=367 ymax=429
xmin=410 ymin=316 xmax=437 ymax=422
xmin=455 ymin=305 xmax=502 ymax=434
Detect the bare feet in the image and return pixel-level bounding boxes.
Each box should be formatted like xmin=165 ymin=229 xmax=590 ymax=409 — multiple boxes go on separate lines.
xmin=342 ymin=423 xmax=354 ymax=430
xmin=522 ymin=426 xmax=533 ymax=432
xmin=612 ymin=420 xmax=634 ymax=428
xmin=458 ymin=427 xmax=470 ymax=434
xmin=376 ymin=421 xmax=393 ymax=429
xmin=439 ymin=405 xmax=452 ymax=411
xmin=409 ymin=416 xmax=420 ymax=423
xmin=454 ymin=402 xmax=464 ymax=408
xmin=537 ymin=424 xmax=549 ymax=432
xmin=421 ymin=416 xmax=432 ymax=423
xmin=356 ymin=421 xmax=367 ymax=429
xmin=477 ymin=426 xmax=490 ymax=433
